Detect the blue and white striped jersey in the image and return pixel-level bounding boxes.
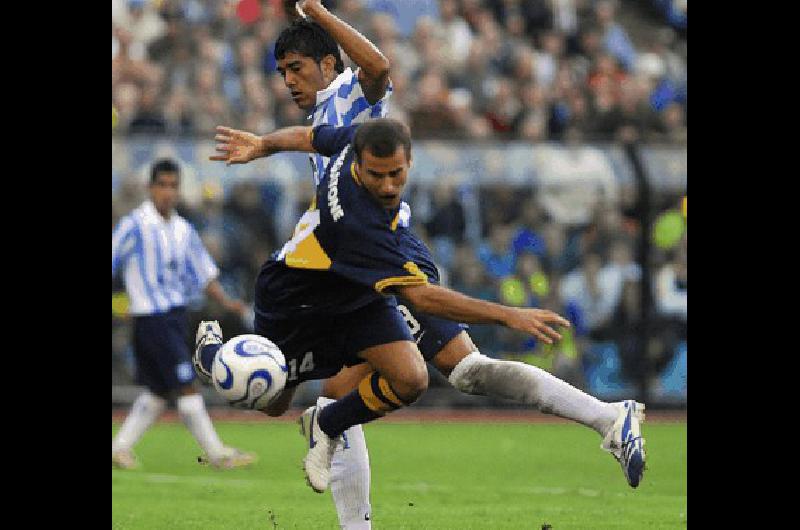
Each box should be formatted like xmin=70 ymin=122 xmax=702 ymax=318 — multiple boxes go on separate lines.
xmin=112 ymin=201 xmax=219 ymax=316
xmin=308 ymin=67 xmax=411 ymax=228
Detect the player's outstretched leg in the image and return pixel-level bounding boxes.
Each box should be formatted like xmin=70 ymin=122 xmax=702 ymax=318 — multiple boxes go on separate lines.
xmin=299 ymin=397 xmax=343 ymax=493
xmin=112 ymin=391 xmax=167 ymax=469
xmin=177 ymin=391 xmax=258 ymax=469
xmin=301 ymin=342 xmax=427 ymax=493
xmin=601 ymin=400 xmax=646 ymax=488
xmin=320 ymin=365 xmax=375 ymax=529
xmin=193 ymin=320 xmax=224 ymax=384
xmin=189 ymin=321 xmax=257 ymax=469
xmin=440 ymin=335 xmax=646 ymax=487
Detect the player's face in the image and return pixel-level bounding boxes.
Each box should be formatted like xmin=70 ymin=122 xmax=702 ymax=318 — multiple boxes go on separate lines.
xmin=276 ymin=52 xmax=328 ymax=111
xmin=149 ymin=172 xmax=179 ymax=216
xmin=357 ymin=148 xmax=410 ymax=210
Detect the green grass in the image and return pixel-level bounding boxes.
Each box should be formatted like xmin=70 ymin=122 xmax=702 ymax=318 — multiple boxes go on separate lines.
xmin=112 ymin=420 xmax=687 ymax=529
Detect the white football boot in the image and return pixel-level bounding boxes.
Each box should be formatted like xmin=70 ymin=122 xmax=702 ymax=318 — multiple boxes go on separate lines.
xmin=194 ymin=320 xmax=223 ymax=384
xmin=298 ymin=397 xmax=342 ymax=493
xmin=112 ymin=448 xmax=139 ymax=470
xmin=601 ymin=400 xmax=646 ymax=488
xmin=198 ymin=446 xmax=258 ymax=469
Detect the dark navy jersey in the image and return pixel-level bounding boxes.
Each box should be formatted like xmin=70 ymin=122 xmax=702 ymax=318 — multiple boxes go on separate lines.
xmin=255 ymin=124 xmax=428 ymax=319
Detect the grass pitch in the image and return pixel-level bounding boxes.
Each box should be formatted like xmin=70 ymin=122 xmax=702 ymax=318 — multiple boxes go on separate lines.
xmin=112 ymin=418 xmax=686 ymax=529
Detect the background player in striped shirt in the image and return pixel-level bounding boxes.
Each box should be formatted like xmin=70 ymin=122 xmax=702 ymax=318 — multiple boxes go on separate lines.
xmin=111 ymin=158 xmax=256 ymax=470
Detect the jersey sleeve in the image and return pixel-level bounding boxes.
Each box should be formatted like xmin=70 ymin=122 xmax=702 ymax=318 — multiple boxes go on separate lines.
xmin=311 ymin=124 xmax=359 ymax=157
xmin=112 ymin=216 xmax=138 ymax=278
xmin=334 ymin=67 xmax=393 ymax=121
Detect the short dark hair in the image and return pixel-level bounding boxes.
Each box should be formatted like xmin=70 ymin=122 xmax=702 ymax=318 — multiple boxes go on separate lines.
xmin=353 ymin=119 xmax=412 ymax=163
xmin=274 ymin=20 xmax=345 ymax=74
xmin=150 ymin=158 xmax=181 ymax=185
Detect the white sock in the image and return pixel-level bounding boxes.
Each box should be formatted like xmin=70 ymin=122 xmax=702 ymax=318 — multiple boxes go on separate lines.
xmin=320 ymin=397 xmax=372 ymax=530
xmin=448 ymin=352 xmax=619 ymax=436
xmin=176 ymin=394 xmax=226 ymax=458
xmin=112 ymin=391 xmax=166 ymax=453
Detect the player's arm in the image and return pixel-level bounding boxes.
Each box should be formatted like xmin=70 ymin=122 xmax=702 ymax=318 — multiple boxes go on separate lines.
xmin=185 ymin=226 xmax=248 ymax=317
xmin=205 ymin=279 xmax=247 ymax=317
xmin=112 ymin=216 xmax=137 ymax=278
xmin=211 ymin=125 xmax=314 ymax=165
xmin=396 ymin=283 xmax=571 ymax=345
xmin=299 ymin=0 xmax=390 ymax=104
xmin=212 ymin=124 xmax=360 ymax=165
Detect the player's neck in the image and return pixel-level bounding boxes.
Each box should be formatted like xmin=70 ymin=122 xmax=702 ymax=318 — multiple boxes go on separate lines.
xmin=155 ymin=206 xmax=173 ymax=220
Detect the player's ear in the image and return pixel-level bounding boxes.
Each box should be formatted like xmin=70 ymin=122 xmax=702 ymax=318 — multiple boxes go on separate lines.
xmin=321 ymin=55 xmax=336 ymax=83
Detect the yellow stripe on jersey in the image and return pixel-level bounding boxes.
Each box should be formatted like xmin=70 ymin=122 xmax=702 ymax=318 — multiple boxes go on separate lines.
xmin=374 ymin=261 xmax=428 ymax=293
xmin=284 ymin=232 xmax=332 ymax=270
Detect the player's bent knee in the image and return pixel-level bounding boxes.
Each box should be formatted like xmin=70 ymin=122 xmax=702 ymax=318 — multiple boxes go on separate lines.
xmin=447 ymin=351 xmax=492 ymax=395
xmin=391 ymin=365 xmax=429 ymax=404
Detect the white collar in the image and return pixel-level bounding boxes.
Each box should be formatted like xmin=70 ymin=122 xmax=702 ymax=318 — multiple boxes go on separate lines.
xmin=142 ymin=200 xmax=174 ymax=225
xmin=314 ymin=67 xmax=357 ymax=108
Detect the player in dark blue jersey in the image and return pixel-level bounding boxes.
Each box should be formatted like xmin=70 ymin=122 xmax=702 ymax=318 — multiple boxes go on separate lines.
xmin=203 ymin=118 xmax=647 ymax=493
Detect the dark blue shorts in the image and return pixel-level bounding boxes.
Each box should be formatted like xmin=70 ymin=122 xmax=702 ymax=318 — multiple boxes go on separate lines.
xmin=132 ymin=307 xmax=195 ymax=395
xmin=254 ymin=297 xmax=413 ymax=388
xmin=396 ymin=229 xmax=469 ymax=361
xmin=394 ymin=299 xmax=469 ymax=362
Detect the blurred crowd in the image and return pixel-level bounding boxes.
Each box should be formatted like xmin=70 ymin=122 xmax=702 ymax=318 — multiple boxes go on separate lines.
xmin=112 ymin=0 xmax=687 ymax=398
xmin=112 ymin=0 xmax=687 ymax=143
xmin=112 ymin=173 xmax=687 ymax=394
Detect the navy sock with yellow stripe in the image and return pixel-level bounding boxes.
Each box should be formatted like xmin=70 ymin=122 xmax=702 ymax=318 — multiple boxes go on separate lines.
xmin=318 ymin=372 xmax=409 ymax=438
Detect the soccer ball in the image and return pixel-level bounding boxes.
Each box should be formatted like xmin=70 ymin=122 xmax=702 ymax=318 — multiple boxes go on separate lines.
xmin=211 ymin=334 xmax=288 ymax=410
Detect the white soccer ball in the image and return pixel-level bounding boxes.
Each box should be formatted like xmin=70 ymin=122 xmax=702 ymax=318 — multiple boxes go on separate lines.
xmin=211 ymin=334 xmax=288 ymax=410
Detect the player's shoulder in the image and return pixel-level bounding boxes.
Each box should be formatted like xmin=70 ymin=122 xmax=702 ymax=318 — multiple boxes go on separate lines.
xmin=173 ymin=213 xmax=199 ymax=235
xmin=316 ymin=67 xmax=358 ymax=105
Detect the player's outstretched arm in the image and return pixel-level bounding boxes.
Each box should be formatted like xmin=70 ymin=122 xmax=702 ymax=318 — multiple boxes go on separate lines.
xmin=210 ymin=125 xmax=315 ymax=165
xmin=298 ymin=0 xmax=390 ymax=104
xmin=397 ymin=283 xmax=571 ymax=345
xmin=205 ymin=279 xmax=248 ymax=318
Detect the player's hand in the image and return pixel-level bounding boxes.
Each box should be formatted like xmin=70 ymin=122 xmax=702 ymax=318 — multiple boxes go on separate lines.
xmin=224 ymin=298 xmax=248 ymax=317
xmin=296 ymin=0 xmax=324 ymax=18
xmin=502 ymin=308 xmax=571 ymax=345
xmin=210 ymin=126 xmax=265 ymax=165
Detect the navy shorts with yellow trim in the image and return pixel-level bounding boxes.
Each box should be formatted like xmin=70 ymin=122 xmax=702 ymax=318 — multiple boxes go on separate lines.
xmin=396 ymin=229 xmax=469 ymax=361
xmin=254 ymin=297 xmax=413 ymax=388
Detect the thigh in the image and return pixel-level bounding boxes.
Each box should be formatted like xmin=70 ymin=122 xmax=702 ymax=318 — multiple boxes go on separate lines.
xmin=254 ymin=312 xmax=348 ymax=387
xmin=429 ymin=331 xmax=478 ymax=378
xmin=133 ymin=313 xmax=195 ymax=394
xmin=321 ymin=363 xmax=374 ymax=399
xmin=340 ymin=298 xmax=415 ymax=361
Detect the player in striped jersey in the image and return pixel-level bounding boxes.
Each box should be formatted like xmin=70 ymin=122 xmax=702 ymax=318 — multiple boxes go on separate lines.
xmin=112 ymin=158 xmax=256 ymax=470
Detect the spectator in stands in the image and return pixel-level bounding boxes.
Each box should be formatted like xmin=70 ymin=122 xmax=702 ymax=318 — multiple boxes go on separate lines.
xmin=425 ymin=180 xmax=467 ymax=245
xmin=594 ymin=0 xmax=637 ymax=72
xmin=559 ymin=253 xmax=622 ymax=338
xmin=476 ymin=222 xmax=516 ymax=279
xmin=655 ymin=239 xmax=687 ymax=322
